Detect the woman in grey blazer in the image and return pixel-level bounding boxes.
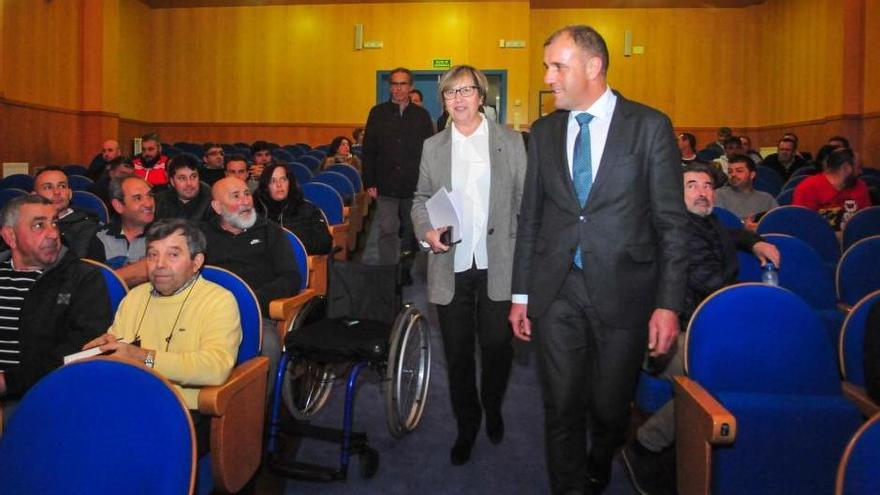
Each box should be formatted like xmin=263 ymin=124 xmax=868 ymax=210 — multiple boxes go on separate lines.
xmin=411 ymin=65 xmax=527 ymax=466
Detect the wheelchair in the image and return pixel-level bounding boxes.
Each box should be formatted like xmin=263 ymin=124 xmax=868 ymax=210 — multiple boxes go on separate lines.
xmin=267 ymin=261 xmax=431 ymax=481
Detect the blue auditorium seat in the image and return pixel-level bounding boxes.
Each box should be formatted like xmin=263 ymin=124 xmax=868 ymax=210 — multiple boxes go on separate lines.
xmin=842 ymin=206 xmax=880 ymax=252
xmin=837 ymin=236 xmax=880 ymax=307
xmin=836 ymin=412 xmax=880 ymax=495
xmin=758 ymin=205 xmax=841 ymax=267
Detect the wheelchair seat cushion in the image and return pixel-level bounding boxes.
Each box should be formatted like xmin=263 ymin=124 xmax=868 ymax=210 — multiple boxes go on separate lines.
xmin=286 ymin=317 xmax=390 ymax=363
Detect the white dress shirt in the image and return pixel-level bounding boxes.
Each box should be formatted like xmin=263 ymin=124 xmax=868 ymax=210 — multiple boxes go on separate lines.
xmin=511 ymin=86 xmax=617 ymax=306
xmin=451 ymin=115 xmax=491 ymax=273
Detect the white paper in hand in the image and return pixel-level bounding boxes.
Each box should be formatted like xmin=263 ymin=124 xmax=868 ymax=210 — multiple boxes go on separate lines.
xmin=425 ymin=187 xmax=463 ymax=242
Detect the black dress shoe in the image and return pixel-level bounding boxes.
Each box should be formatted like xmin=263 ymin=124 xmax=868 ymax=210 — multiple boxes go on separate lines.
xmin=450 ymin=437 xmax=474 ymax=466
xmin=486 ymin=415 xmax=504 ymax=444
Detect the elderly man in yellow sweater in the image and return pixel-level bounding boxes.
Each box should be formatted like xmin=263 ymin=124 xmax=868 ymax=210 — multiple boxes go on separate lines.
xmin=84 ymin=218 xmax=241 ymax=455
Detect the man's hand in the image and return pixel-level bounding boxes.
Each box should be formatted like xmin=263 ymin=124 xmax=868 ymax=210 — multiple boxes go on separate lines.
xmin=99 ymin=341 xmax=149 ymax=363
xmin=249 ymin=163 xmax=265 ymax=179
xmin=367 ymin=187 xmax=378 ymax=199
xmin=752 ymin=241 xmax=781 ymax=267
xmin=647 ymin=308 xmax=679 ymax=357
xmin=424 ymin=227 xmax=450 ymax=254
xmin=509 ymin=303 xmax=532 ymax=342
xmin=83 ymin=333 xmax=118 ymax=350
xmin=743 ymin=215 xmax=759 ymax=232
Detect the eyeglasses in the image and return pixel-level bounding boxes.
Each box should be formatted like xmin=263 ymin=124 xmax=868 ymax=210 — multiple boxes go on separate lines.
xmin=442 ymin=86 xmax=478 ymax=100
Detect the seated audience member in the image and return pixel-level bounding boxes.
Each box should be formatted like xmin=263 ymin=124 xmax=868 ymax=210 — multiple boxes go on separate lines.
xmin=90 ymin=176 xmax=154 ymax=287
xmin=154 ymin=154 xmax=213 ymax=222
xmin=793 ymin=148 xmax=872 ymax=230
xmin=678 ymin=132 xmax=698 ymax=166
xmin=83 ymin=219 xmax=241 ymax=456
xmin=200 ymin=142 xmax=227 ymax=186
xmin=739 ymin=135 xmax=763 ymax=165
xmin=714 ymin=155 xmax=778 ymax=230
xmin=0 ymin=196 xmax=113 ymax=420
xmin=249 ymin=141 xmax=273 ymax=191
xmin=201 ymin=177 xmax=301 ymax=393
xmin=351 ymin=128 xmax=365 ymax=156
xmin=224 ymin=154 xmax=250 ymax=183
xmin=322 ymin=135 xmax=362 ymax=172
xmin=762 ymin=136 xmax=808 ymax=181
xmin=33 ymin=166 xmax=103 ymax=257
xmin=409 ymin=88 xmax=424 ymax=106
xmin=90 ymin=157 xmax=135 ymax=209
xmin=254 ymin=162 xmax=332 ymax=254
xmin=621 ymin=162 xmax=780 ymax=495
xmin=713 ymin=135 xmax=744 ymax=177
xmin=132 ymin=133 xmax=170 ymax=187
xmin=86 ymin=139 xmax=123 ymax=180
xmin=864 ymin=300 xmax=880 ymax=404
xmin=829 ymin=135 xmax=850 ymax=150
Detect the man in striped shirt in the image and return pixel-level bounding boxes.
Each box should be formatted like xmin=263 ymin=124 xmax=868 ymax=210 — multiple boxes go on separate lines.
xmin=0 ymin=195 xmax=112 ymax=420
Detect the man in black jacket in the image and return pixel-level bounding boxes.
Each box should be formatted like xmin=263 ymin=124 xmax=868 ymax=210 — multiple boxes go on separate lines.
xmin=33 ymin=166 xmax=103 ymax=258
xmin=154 ymin=154 xmax=213 ymax=222
xmin=0 ymin=195 xmax=113 ymax=420
xmin=201 ymin=177 xmax=301 ymax=394
xmin=621 ymin=162 xmax=780 ymax=495
xmin=362 ymin=67 xmax=434 ymax=272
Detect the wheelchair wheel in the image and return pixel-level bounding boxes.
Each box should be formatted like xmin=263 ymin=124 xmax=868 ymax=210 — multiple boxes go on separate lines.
xmin=282 ymin=360 xmax=335 ymax=420
xmin=385 ymin=304 xmax=431 ymax=438
xmin=281 ymin=295 xmax=335 ymax=420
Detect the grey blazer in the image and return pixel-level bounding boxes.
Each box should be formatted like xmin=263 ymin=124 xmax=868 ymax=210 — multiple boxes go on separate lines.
xmin=411 ymin=120 xmax=527 ymax=305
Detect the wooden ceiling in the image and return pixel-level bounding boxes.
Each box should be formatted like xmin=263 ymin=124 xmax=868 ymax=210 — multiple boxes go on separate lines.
xmin=143 ymin=0 xmax=764 ymax=9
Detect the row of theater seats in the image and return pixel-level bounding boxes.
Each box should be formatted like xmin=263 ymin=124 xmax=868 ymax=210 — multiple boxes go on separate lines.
xmin=0 ymin=228 xmax=328 ymax=494
xmin=671 ymin=283 xmax=880 ymax=495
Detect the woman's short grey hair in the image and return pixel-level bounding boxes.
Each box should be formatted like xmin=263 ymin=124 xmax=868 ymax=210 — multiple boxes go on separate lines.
xmin=146 ymin=218 xmax=206 ymax=258
xmin=438 ymin=65 xmax=489 ymax=103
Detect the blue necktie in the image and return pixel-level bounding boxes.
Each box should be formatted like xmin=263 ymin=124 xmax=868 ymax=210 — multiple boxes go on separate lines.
xmin=572 ymin=112 xmax=594 ymax=269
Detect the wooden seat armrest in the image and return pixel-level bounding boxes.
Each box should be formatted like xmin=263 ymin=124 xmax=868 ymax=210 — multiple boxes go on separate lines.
xmin=198 ymin=357 xmax=269 ymax=416
xmin=842 ymin=381 xmax=880 ymax=417
xmin=674 ymin=376 xmax=737 ymax=444
xmin=269 ymin=288 xmax=317 ymax=321
xmin=837 ymin=302 xmax=853 ymax=313
xmin=674 ymin=376 xmax=737 ymax=495
xmin=307 ymin=255 xmax=328 ymax=295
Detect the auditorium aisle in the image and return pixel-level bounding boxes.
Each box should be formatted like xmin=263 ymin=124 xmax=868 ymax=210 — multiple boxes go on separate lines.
xmin=257 ymin=253 xmax=637 ymax=495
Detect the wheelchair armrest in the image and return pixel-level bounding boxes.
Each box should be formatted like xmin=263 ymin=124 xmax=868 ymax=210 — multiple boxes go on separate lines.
xmin=837 ymin=302 xmax=852 ymax=314
xmin=674 ymin=376 xmax=737 ymax=495
xmin=842 ymin=381 xmax=880 ymax=417
xmin=198 ymin=356 xmax=269 ymax=416
xmin=269 ymin=288 xmax=317 ymax=322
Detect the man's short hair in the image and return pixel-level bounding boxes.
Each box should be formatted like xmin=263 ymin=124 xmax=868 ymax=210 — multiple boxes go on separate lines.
xmin=352 ymin=128 xmax=364 ymax=143
xmin=203 ymin=142 xmax=221 ymax=152
xmin=544 ymin=25 xmax=609 ymax=75
xmin=779 ymin=137 xmax=797 ymax=149
xmin=438 ymin=65 xmax=489 ymax=101
xmin=109 ymin=175 xmax=147 ymax=204
xmin=828 ymin=135 xmax=850 ymax=148
xmin=717 ymin=127 xmax=732 ymax=138
xmin=1 ymin=195 xmax=53 ymax=228
xmin=146 ymin=218 xmax=206 ymax=258
xmin=727 ymin=154 xmax=757 ymax=172
xmin=679 ymin=132 xmax=696 ymax=150
xmin=389 ymin=67 xmax=413 ymax=84
xmin=723 ymin=136 xmax=742 ymax=147
xmin=168 ymin=153 xmax=201 ymax=177
xmin=826 ymin=148 xmax=855 ymax=172
xmin=141 ymin=132 xmax=160 ymax=144
xmin=684 ymin=161 xmax=717 ymax=185
xmin=107 ymin=156 xmax=133 ymax=172
xmin=33 ymin=165 xmax=67 ymax=186
xmin=815 ymin=144 xmax=838 ymax=167
xmin=251 ymin=141 xmax=272 ymax=155
xmin=225 ymin=154 xmax=248 ymax=171
xmin=410 ymin=88 xmax=424 ymax=99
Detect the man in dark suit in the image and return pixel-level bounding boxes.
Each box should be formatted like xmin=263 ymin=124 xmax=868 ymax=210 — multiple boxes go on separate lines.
xmin=509 ymin=25 xmax=690 ymax=494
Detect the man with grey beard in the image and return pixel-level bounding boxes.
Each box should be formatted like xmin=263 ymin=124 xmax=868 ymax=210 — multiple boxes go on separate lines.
xmin=621 ymin=161 xmax=779 ymax=495
xmin=200 ymin=177 xmax=301 ymax=392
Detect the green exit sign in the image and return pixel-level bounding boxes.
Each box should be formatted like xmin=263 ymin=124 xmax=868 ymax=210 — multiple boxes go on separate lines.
xmin=433 ymin=59 xmax=451 ymax=70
